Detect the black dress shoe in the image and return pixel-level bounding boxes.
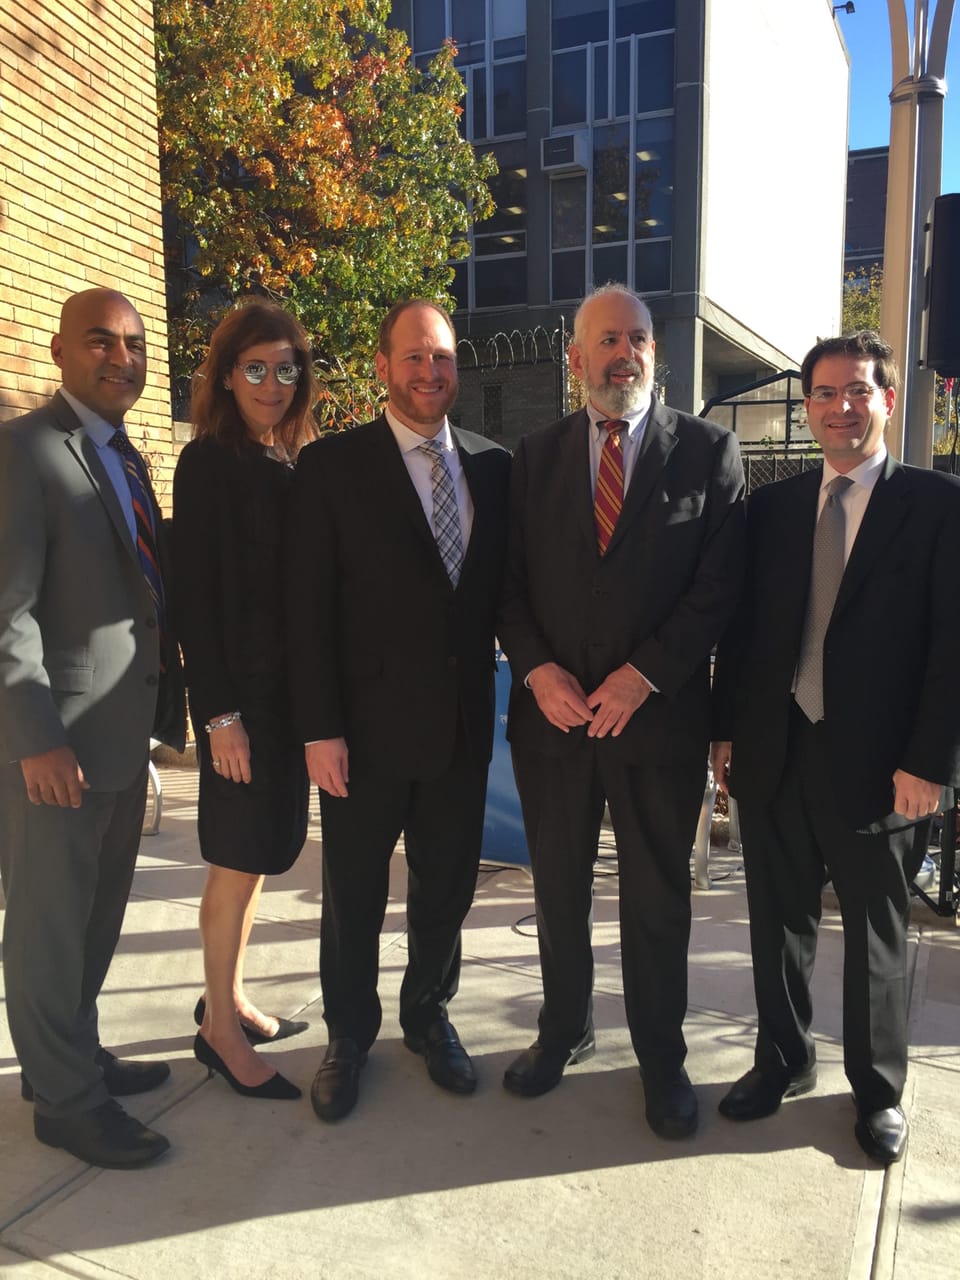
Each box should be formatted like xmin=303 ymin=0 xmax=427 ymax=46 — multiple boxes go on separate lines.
xmin=21 ymin=1048 xmax=171 ymax=1103
xmin=403 ymin=1019 xmax=477 ymax=1095
xmin=194 ymin=1034 xmax=301 ymax=1101
xmin=502 ymin=1031 xmax=596 ymax=1098
xmin=855 ymin=1105 xmax=908 ymax=1166
xmin=34 ymin=1099 xmax=170 ymax=1170
xmin=310 ymin=1038 xmax=367 ymax=1122
xmin=193 ymin=996 xmax=309 ymax=1046
xmin=718 ymin=1064 xmax=818 ymax=1121
xmin=642 ymin=1067 xmax=699 ymax=1140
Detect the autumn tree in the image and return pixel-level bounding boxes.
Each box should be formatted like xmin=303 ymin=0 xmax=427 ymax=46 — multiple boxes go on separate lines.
xmin=155 ymin=0 xmax=495 ymax=423
xmin=841 ymin=264 xmax=956 ymax=449
xmin=841 ymin=263 xmax=883 ymax=333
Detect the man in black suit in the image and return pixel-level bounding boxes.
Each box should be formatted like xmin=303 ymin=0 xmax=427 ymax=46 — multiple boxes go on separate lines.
xmin=287 ymin=300 xmax=510 ymax=1120
xmin=711 ymin=331 xmax=960 ymax=1165
xmin=498 ymin=284 xmax=744 ymax=1138
xmin=0 ymin=288 xmax=185 ymax=1168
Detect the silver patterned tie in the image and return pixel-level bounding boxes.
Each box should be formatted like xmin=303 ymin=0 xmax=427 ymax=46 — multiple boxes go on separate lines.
xmin=418 ymin=439 xmax=464 ymax=587
xmin=794 ymin=475 xmax=854 ymax=723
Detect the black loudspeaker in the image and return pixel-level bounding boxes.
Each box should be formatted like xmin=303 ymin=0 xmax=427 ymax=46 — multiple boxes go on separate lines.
xmin=924 ymin=193 xmax=960 ymax=376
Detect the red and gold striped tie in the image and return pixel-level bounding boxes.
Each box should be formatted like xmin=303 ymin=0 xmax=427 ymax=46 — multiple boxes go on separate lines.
xmin=594 ymin=419 xmax=626 ymax=554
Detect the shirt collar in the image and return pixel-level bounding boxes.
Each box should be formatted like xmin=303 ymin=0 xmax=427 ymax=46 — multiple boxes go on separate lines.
xmin=60 ymin=388 xmax=125 ymax=449
xmin=384 ymin=405 xmax=454 ymax=455
xmin=585 ymin=396 xmax=653 ymax=439
xmin=822 ymin=443 xmax=887 ymax=494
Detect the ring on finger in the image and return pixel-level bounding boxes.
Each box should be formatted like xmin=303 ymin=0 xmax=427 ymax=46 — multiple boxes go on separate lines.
xmin=212 ymin=758 xmax=221 ymax=768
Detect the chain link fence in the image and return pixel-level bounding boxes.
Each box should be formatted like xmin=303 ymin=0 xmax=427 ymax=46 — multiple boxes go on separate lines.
xmin=741 ymin=451 xmax=822 ymax=493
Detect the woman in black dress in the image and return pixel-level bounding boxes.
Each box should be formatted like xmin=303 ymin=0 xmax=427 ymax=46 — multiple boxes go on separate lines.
xmin=173 ymin=301 xmax=315 ymax=1099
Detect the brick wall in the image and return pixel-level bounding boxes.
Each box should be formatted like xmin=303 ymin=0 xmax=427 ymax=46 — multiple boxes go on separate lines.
xmin=0 ymin=1 xmax=178 ymax=510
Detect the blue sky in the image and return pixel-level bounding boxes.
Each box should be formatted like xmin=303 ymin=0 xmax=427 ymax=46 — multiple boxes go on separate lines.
xmin=843 ymin=2 xmax=960 ymax=192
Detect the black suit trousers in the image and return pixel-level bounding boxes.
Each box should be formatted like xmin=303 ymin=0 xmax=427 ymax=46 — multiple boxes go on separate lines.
xmin=739 ymin=705 xmax=927 ymax=1113
xmin=511 ymin=740 xmax=702 ymax=1073
xmin=317 ymin=741 xmax=488 ymax=1051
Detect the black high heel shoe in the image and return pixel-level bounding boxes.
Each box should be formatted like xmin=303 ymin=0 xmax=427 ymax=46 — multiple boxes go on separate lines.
xmin=193 ymin=997 xmax=309 ymax=1046
xmin=193 ymin=1033 xmax=302 ymax=1101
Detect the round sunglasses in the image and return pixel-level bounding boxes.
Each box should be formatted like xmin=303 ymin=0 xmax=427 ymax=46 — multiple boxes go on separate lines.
xmin=235 ymin=360 xmax=302 ymax=386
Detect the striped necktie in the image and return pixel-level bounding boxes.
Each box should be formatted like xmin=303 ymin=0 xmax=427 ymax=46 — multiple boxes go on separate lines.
xmin=595 ymin=419 xmax=626 ymax=554
xmin=109 ymin=429 xmax=166 ymax=670
xmin=417 ymin=439 xmax=464 ymax=587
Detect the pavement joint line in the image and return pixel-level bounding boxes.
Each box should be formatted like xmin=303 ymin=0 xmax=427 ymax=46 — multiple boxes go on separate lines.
xmin=870 ymin=1073 xmax=915 ymax=1280
xmin=848 ymin=1165 xmax=885 ymax=1280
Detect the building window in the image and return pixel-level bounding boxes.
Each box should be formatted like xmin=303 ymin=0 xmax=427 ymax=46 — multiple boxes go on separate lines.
xmin=482 ymin=383 xmax=503 ymax=435
xmin=452 ymin=160 xmax=528 ymax=312
xmin=549 ymin=1 xmax=675 ymax=302
xmin=411 ymin=0 xmax=526 ymax=141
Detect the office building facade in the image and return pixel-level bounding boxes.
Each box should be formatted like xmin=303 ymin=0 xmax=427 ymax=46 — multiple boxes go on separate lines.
xmin=389 ymin=0 xmax=849 ymax=439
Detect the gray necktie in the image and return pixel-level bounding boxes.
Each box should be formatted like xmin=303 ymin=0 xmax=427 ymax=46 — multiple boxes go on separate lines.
xmin=794 ymin=475 xmax=854 ymax=723
xmin=418 ymin=439 xmax=464 ymax=587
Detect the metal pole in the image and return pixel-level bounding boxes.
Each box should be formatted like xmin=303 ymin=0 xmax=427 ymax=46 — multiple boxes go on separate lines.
xmin=880 ymin=0 xmax=955 ymax=468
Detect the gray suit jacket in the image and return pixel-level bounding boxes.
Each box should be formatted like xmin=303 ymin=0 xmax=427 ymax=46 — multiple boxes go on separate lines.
xmin=0 ymin=391 xmax=185 ymax=790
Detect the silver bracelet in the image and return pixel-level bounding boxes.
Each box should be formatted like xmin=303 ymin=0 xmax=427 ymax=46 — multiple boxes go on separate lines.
xmin=205 ymin=711 xmax=242 ymax=733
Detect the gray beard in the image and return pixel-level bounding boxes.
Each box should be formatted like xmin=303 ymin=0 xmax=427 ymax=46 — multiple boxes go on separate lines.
xmin=590 ymin=378 xmax=651 ymax=417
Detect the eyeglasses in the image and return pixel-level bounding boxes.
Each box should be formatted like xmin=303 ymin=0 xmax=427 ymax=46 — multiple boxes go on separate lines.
xmin=235 ymin=360 xmax=302 ymax=386
xmin=807 ymin=383 xmax=881 ymax=404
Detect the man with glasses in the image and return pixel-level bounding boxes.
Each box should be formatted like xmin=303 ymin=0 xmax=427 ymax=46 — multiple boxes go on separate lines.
xmin=711 ymin=330 xmax=960 ymax=1165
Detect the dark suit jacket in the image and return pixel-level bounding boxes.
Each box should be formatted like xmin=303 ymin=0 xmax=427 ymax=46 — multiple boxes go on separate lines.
xmin=286 ymin=416 xmax=510 ymax=778
xmin=0 ymin=390 xmax=185 ymax=790
xmin=172 ymin=435 xmax=294 ymax=727
xmin=499 ymin=401 xmax=745 ymax=767
xmin=712 ymin=456 xmax=960 ymax=830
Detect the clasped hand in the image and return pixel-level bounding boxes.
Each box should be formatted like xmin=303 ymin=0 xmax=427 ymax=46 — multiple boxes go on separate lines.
xmin=528 ymin=662 xmax=651 ymax=737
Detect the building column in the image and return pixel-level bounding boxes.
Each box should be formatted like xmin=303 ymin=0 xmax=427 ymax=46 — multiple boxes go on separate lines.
xmin=661 ymin=314 xmax=703 ymax=414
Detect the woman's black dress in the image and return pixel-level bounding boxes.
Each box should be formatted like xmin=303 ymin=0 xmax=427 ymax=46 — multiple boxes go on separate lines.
xmin=172 ymin=435 xmax=308 ymax=874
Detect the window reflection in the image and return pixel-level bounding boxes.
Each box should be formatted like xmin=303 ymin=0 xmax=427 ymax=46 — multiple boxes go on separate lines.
xmin=593 ymin=123 xmax=630 ymax=244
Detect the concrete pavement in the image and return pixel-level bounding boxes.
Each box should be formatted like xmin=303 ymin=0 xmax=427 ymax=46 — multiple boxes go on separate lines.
xmin=0 ymin=765 xmax=957 ymax=1279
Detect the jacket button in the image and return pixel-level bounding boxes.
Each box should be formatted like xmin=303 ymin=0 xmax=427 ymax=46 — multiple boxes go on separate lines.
xmin=146 ymin=673 xmax=159 ymax=687
xmin=145 ymin=616 xmax=157 ymax=629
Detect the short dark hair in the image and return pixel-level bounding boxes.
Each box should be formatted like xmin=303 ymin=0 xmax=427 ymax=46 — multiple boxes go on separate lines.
xmin=190 ymin=300 xmax=317 ymax=455
xmin=800 ymin=331 xmax=900 ymax=395
xmin=377 ymin=300 xmax=456 ymax=356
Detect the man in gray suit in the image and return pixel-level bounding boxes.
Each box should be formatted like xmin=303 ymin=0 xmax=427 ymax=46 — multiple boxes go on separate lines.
xmin=0 ymin=288 xmax=185 ymax=1168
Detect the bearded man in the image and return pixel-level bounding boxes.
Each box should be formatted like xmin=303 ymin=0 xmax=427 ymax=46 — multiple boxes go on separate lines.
xmin=498 ymin=284 xmax=744 ymax=1139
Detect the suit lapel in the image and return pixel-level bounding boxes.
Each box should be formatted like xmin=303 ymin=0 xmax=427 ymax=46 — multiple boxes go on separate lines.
xmin=51 ymin=393 xmax=139 ymax=565
xmin=454 ymin=432 xmax=489 ymax=583
xmin=605 ymin=399 xmax=677 ymax=555
xmin=780 ymin=466 xmax=821 ymax=610
xmin=556 ymin=410 xmax=597 ymax=555
xmin=370 ymin=415 xmax=453 ymax=588
xmin=834 ymin=456 xmax=909 ymax=620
